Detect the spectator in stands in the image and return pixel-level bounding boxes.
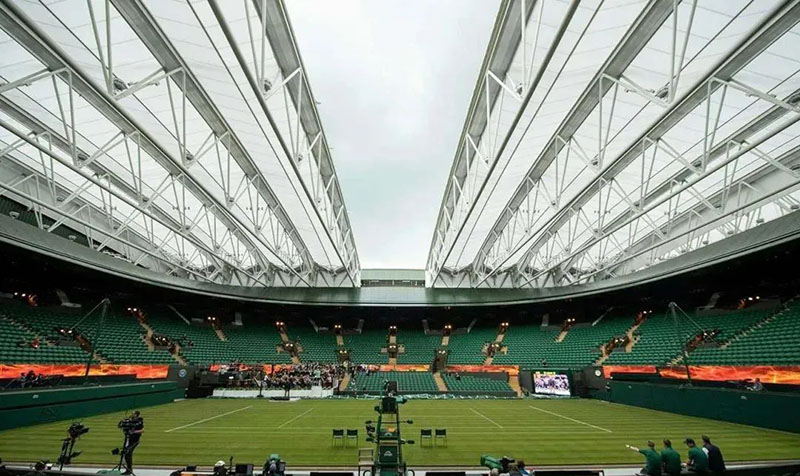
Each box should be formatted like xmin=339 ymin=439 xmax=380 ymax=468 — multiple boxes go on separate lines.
xmin=748 ymin=378 xmax=764 ymax=392
xmin=684 ymin=438 xmax=709 ymax=474
xmin=626 ymin=441 xmax=661 ymax=476
xmin=701 ymin=436 xmax=726 ymax=474
xmin=255 ymin=364 xmax=344 ymax=390
xmin=660 ymin=439 xmax=682 ymax=476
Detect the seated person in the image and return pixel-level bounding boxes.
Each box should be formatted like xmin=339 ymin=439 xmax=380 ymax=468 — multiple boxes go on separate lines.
xmin=626 ymin=441 xmax=661 ymax=476
xmin=684 ymin=438 xmax=709 ymax=474
xmin=660 ymin=439 xmax=682 ymax=476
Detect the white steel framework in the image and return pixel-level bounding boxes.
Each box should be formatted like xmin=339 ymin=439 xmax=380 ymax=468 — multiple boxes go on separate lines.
xmin=427 ymin=0 xmax=800 ymax=288
xmin=0 ymin=0 xmax=360 ymax=287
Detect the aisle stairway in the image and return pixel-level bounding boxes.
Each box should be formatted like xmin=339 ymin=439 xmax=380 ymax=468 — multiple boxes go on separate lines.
xmin=338 ymin=372 xmax=351 ymax=392
xmin=508 ymin=374 xmax=523 ymax=396
xmin=594 ymin=319 xmax=645 ymax=365
xmin=171 ymin=345 xmax=188 ymax=365
xmin=433 ymin=372 xmax=448 ymax=392
xmin=625 ymin=321 xmax=644 ymax=351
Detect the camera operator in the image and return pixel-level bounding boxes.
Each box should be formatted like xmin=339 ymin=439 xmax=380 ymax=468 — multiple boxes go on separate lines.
xmin=118 ymin=410 xmax=144 ymax=475
xmin=213 ymin=460 xmax=227 ymax=476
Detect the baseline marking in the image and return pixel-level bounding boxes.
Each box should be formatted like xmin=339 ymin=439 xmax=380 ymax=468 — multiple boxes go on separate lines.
xmin=165 ymin=405 xmax=252 ymax=433
xmin=528 ymin=405 xmax=612 ymax=432
xmin=278 ymin=407 xmax=315 ymax=428
xmin=470 ymin=408 xmax=503 ymax=428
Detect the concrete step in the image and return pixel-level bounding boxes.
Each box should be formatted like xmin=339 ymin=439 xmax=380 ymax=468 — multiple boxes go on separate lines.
xmin=507 ymin=373 xmax=523 ymax=397
xmin=433 ymin=372 xmax=448 ymax=392
xmin=338 ymin=372 xmax=351 ymax=392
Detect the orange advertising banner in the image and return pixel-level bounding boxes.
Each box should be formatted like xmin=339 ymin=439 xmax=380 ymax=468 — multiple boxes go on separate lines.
xmin=0 ymin=363 xmax=169 ymax=379
xmin=603 ymin=364 xmax=800 ymax=385
xmin=446 ymin=364 xmax=519 ymax=376
xmin=661 ymin=365 xmax=800 ymax=385
xmin=602 ymin=365 xmax=657 ymax=377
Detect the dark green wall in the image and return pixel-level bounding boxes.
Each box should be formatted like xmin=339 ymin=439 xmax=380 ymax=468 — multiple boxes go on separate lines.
xmin=597 ymin=381 xmax=800 ymax=433
xmin=0 ymin=381 xmax=183 ymax=430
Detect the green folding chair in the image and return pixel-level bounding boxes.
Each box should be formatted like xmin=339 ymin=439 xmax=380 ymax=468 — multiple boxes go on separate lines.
xmin=346 ymin=428 xmax=359 ymax=446
xmin=331 ymin=428 xmax=345 ymax=447
xmin=435 ymin=428 xmax=447 ymax=446
xmin=420 ymin=429 xmax=433 ymax=447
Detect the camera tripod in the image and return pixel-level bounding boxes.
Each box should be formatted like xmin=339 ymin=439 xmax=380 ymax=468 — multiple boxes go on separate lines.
xmin=111 ymin=433 xmax=131 ymax=474
xmin=57 ymin=436 xmax=79 ymax=471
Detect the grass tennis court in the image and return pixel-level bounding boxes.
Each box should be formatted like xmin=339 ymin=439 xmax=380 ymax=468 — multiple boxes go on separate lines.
xmin=1 ymin=398 xmax=799 ymax=467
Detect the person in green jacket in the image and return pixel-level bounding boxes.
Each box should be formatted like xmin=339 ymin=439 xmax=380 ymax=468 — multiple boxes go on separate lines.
xmin=626 ymin=440 xmax=661 ymax=476
xmin=685 ymin=438 xmax=710 ymax=474
xmin=661 ymin=439 xmax=682 ymax=476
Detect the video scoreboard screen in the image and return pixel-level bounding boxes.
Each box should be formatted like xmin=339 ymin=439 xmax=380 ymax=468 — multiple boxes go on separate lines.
xmin=533 ymin=371 xmax=571 ymax=396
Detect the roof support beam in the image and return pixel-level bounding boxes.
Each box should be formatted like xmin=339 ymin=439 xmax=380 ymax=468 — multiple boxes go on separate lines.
xmin=426 ymin=0 xmax=579 ymax=285
xmin=485 ymin=0 xmax=800 ymax=286
xmin=471 ymin=0 xmax=676 ymax=283
xmin=0 ymin=0 xmax=314 ymax=285
xmin=207 ymin=0 xmax=360 ymax=285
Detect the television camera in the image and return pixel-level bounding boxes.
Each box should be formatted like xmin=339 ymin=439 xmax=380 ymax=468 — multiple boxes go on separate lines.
xmin=117 ymin=415 xmax=141 ymax=435
xmin=364 ymin=381 xmax=415 ymax=476
xmin=262 ymin=454 xmax=285 ymax=476
xmin=481 ymin=455 xmax=516 ymax=473
xmin=57 ymin=422 xmax=89 ymax=470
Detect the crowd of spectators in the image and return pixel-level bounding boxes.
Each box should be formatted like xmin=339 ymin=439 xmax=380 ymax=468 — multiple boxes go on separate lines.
xmin=257 ymin=363 xmax=345 ymax=390
xmin=4 ymin=370 xmax=57 ymax=389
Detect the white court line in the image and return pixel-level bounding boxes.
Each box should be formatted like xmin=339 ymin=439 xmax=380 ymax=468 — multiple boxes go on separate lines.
xmin=278 ymin=407 xmax=314 ymax=428
xmin=165 ymin=406 xmax=252 ymax=433
xmin=528 ymin=405 xmax=612 ymax=433
xmin=470 ymin=408 xmax=503 ymax=428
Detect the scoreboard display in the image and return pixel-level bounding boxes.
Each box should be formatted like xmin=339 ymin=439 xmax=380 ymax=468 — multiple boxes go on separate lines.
xmin=533 ymin=371 xmax=572 ymax=396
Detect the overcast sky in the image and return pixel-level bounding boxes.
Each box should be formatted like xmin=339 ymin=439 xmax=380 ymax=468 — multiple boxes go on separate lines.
xmin=286 ymin=0 xmax=500 ymax=269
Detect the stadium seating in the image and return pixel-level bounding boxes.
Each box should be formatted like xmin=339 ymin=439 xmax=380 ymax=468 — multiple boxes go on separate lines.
xmin=292 ymin=328 xmax=338 ymax=363
xmin=396 ymin=331 xmax=441 ymax=364
xmin=147 ymin=312 xmax=290 ymax=365
xmin=96 ymin=311 xmax=174 ymax=364
xmin=690 ymin=303 xmax=800 ymax=365
xmin=2 ymin=297 xmax=797 ymax=369
xmin=0 ymin=300 xmax=103 ymax=363
xmin=347 ymin=371 xmax=438 ymax=393
xmin=441 ymin=374 xmax=513 ymax=393
xmin=343 ymin=329 xmax=387 ymax=364
xmin=605 ymin=308 xmax=772 ymax=365
xmin=0 ymin=313 xmax=88 ymax=363
xmin=447 ymin=327 xmax=497 ymax=364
